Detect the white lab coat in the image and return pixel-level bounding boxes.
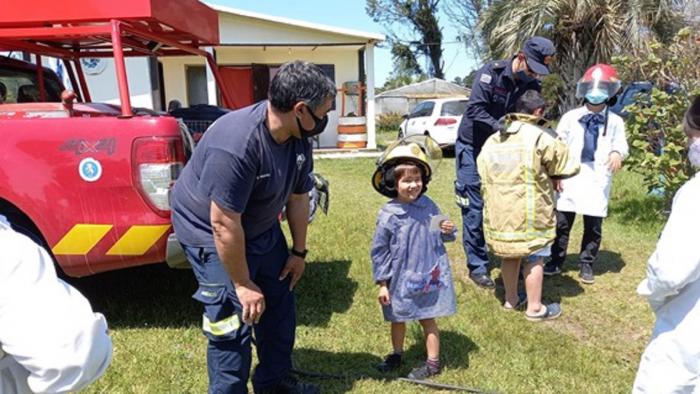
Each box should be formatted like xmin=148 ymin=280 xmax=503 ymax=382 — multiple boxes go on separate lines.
xmin=633 ymin=174 xmax=700 ymax=393
xmin=0 ymin=220 xmax=112 ymax=393
xmin=555 ymin=106 xmax=629 ymax=217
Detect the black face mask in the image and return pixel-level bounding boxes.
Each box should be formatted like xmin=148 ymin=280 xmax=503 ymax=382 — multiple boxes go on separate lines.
xmin=515 ymin=70 xmax=535 ymax=84
xmin=296 ymin=105 xmax=329 ymax=138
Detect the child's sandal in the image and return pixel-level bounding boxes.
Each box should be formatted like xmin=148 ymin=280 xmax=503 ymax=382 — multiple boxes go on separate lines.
xmin=525 ymin=303 xmax=562 ymax=322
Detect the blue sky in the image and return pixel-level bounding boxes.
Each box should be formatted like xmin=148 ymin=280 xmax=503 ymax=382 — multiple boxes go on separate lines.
xmin=208 ymin=0 xmax=478 ymax=87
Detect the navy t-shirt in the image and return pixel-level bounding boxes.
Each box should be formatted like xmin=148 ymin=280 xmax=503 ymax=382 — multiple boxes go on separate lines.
xmin=171 ymin=100 xmax=314 ymax=254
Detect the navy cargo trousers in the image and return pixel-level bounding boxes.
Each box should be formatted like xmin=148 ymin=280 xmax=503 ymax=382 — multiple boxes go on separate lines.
xmin=183 ymin=235 xmax=295 ymax=394
xmin=454 ymin=139 xmax=490 ymax=275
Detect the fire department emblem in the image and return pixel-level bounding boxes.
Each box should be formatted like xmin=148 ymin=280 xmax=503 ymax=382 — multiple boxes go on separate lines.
xmin=296 ymin=153 xmax=306 ymax=171
xmin=79 ymin=157 xmax=102 ymax=182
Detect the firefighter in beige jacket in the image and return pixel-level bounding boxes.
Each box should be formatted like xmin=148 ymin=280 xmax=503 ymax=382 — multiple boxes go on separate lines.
xmin=478 ymin=90 xmax=579 ymax=321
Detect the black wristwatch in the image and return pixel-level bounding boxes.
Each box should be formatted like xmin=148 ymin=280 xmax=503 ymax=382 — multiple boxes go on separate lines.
xmin=291 ymin=248 xmax=308 ymax=259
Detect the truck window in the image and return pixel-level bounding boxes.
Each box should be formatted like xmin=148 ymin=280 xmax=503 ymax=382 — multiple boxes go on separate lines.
xmin=0 ymin=66 xmax=62 ymax=103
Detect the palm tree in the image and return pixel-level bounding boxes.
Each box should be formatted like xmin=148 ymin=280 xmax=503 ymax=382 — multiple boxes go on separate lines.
xmin=478 ymin=0 xmax=688 ymax=112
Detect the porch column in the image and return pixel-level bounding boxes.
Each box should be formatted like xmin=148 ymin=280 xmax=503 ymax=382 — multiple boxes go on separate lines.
xmin=205 ymin=47 xmax=218 ymax=105
xmin=365 ymin=42 xmax=377 ymax=149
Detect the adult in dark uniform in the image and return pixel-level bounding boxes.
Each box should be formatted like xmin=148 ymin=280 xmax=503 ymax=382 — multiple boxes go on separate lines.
xmin=171 ymin=60 xmax=335 ymax=394
xmin=455 ymin=37 xmax=556 ymax=288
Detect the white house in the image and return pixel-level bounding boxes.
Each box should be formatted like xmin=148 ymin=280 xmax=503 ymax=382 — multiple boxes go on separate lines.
xmin=78 ymin=4 xmax=384 ymax=149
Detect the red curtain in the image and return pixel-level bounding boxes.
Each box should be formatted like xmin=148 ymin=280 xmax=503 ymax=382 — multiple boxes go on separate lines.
xmin=218 ymin=66 xmax=254 ymax=110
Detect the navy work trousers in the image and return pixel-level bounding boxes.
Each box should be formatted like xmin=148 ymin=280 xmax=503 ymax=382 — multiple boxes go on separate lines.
xmin=549 ymin=210 xmax=603 ymax=268
xmin=455 ymin=140 xmax=490 ymax=274
xmin=183 ymin=236 xmax=295 ymax=394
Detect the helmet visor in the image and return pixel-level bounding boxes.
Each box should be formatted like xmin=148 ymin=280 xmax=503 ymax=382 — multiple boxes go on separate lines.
xmin=377 ymin=135 xmax=443 ymax=175
xmin=575 ymin=79 xmax=622 ymax=99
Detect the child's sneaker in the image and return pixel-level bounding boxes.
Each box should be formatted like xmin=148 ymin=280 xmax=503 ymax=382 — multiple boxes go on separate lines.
xmin=406 ymin=361 xmax=441 ymax=380
xmin=376 ymin=353 xmax=402 ymax=373
xmin=543 ymin=263 xmax=561 ymax=276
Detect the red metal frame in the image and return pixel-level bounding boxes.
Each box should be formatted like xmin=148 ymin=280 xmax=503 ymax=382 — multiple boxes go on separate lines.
xmin=0 ymin=0 xmax=234 ymax=114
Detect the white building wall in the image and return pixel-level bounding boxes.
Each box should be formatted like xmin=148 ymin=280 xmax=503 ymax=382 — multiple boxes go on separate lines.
xmin=161 ymin=46 xmax=363 ymax=149
xmin=82 ymin=57 xmax=155 ymax=109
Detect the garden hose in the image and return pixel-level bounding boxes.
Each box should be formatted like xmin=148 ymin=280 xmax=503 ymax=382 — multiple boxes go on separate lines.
xmin=290 ymin=367 xmax=497 ymax=393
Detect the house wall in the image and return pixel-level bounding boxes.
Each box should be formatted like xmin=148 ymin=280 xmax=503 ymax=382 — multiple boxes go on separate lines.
xmin=161 ymin=46 xmax=363 ymax=148
xmin=82 ymin=57 xmax=155 ymax=109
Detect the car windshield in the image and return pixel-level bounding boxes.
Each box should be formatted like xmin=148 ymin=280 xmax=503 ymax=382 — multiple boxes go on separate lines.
xmin=0 ymin=66 xmax=62 ymax=103
xmin=440 ymin=100 xmax=467 ymax=116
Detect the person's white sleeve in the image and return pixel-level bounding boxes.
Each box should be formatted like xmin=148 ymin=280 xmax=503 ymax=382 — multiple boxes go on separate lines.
xmin=555 ymin=113 xmax=570 ymax=142
xmin=637 ymin=181 xmax=700 ymax=309
xmin=0 ymin=230 xmax=112 ymax=393
xmin=611 ymin=117 xmax=629 ymax=159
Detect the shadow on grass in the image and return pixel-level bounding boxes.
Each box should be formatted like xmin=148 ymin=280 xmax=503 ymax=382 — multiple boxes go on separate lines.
xmin=292 ymin=330 xmax=476 ymax=393
xmin=66 ymin=263 xmax=200 ymax=329
xmin=494 ymin=270 xmax=584 ymax=305
xmin=296 ymin=260 xmax=358 ymax=327
xmin=69 ymin=259 xmax=358 ymax=330
xmin=609 ymin=195 xmax=666 ymax=224
xmin=560 ymin=250 xmax=625 ymax=276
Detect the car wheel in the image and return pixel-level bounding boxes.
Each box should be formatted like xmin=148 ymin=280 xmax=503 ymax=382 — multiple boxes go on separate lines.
xmin=398 ymin=128 xmax=405 ymax=139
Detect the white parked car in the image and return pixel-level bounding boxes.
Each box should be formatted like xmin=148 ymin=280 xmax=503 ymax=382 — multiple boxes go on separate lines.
xmin=398 ymin=97 xmax=468 ymax=149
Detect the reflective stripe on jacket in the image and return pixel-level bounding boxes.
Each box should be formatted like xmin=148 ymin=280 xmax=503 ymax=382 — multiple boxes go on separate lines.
xmin=477 ymin=114 xmax=579 ymax=258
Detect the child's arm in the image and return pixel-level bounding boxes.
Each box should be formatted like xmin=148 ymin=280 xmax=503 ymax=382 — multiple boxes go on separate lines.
xmin=377 ymin=281 xmax=390 ymax=305
xmin=540 ymin=131 xmax=580 ymax=180
xmin=371 ymin=212 xmax=395 ymax=284
xmin=439 ymin=219 xmax=457 ymax=242
xmin=607 ymin=118 xmax=629 ymax=173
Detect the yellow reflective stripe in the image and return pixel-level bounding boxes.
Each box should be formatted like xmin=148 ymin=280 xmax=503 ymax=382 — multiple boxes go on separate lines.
xmin=202 ymin=313 xmax=240 ymax=336
xmin=52 ymin=224 xmax=113 ymax=255
xmin=485 ymin=227 xmax=555 ymax=241
xmin=106 ymin=225 xmax=171 ymax=255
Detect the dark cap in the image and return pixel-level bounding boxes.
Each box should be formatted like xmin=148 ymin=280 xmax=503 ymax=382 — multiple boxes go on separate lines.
xmin=685 ymin=95 xmax=700 ymax=130
xmin=522 ymin=36 xmax=556 ymax=75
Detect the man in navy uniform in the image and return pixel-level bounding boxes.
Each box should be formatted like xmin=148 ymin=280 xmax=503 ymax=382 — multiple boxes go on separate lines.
xmin=171 ymin=60 xmax=335 ymax=394
xmin=455 ymin=37 xmax=556 ymax=289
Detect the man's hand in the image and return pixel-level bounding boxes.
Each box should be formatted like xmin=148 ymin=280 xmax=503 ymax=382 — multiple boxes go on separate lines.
xmin=378 ymin=285 xmax=390 ymax=305
xmin=234 ymin=280 xmax=265 ymax=325
xmin=440 ymin=220 xmax=455 ymax=234
xmin=607 ymin=151 xmax=623 ymax=173
xmin=279 ymin=255 xmax=306 ymax=291
xmin=552 ymin=179 xmax=563 ymax=193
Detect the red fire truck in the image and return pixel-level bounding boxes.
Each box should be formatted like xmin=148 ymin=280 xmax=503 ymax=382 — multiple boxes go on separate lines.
xmin=0 ymin=0 xmax=233 ymax=276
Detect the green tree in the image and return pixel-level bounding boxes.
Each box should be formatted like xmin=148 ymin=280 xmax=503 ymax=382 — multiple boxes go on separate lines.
xmin=366 ymin=0 xmax=445 ymax=79
xmin=614 ymin=28 xmax=700 ymax=209
xmin=444 ymin=0 xmax=493 ymax=62
xmin=475 ymin=0 xmax=689 ymax=113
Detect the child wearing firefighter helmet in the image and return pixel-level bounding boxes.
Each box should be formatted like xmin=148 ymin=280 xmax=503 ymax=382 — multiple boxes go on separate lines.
xmin=370 ymin=136 xmax=457 ymax=380
xmin=478 ymin=90 xmax=579 ymax=321
xmin=544 ymin=64 xmax=629 ymax=284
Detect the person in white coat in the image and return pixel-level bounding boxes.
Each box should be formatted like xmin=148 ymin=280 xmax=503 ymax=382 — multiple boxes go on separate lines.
xmin=633 ymin=95 xmax=700 ymax=393
xmin=543 ymin=64 xmax=629 ymax=284
xmin=0 ymin=217 xmax=112 ymax=393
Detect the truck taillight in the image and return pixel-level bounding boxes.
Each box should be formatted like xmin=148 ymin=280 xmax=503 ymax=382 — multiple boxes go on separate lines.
xmin=132 ymin=136 xmax=185 ymax=217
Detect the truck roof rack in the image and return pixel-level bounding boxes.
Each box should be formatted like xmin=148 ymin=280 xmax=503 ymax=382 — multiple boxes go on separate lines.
xmin=0 ymin=0 xmax=232 ymax=114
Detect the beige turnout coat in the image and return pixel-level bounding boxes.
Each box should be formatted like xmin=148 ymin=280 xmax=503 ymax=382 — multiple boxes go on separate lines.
xmin=477 ymin=114 xmax=579 ymax=258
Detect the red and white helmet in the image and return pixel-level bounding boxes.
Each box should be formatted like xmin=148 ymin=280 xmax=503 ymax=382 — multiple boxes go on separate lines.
xmin=575 ymin=64 xmax=622 ymax=104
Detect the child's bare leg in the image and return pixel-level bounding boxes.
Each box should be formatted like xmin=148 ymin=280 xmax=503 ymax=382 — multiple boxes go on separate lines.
xmin=523 ymin=257 xmax=544 ymax=314
xmin=391 ymin=322 xmax=406 ymax=353
xmin=419 ymin=318 xmax=439 ymax=359
xmin=501 ymin=257 xmax=522 ymax=308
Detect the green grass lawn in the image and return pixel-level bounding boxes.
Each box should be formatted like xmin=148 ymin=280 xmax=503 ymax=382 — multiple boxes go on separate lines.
xmin=70 ymin=158 xmax=665 ymax=393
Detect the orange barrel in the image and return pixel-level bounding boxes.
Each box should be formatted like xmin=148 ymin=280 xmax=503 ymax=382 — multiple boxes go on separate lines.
xmin=337 ymin=116 xmax=367 ymax=149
